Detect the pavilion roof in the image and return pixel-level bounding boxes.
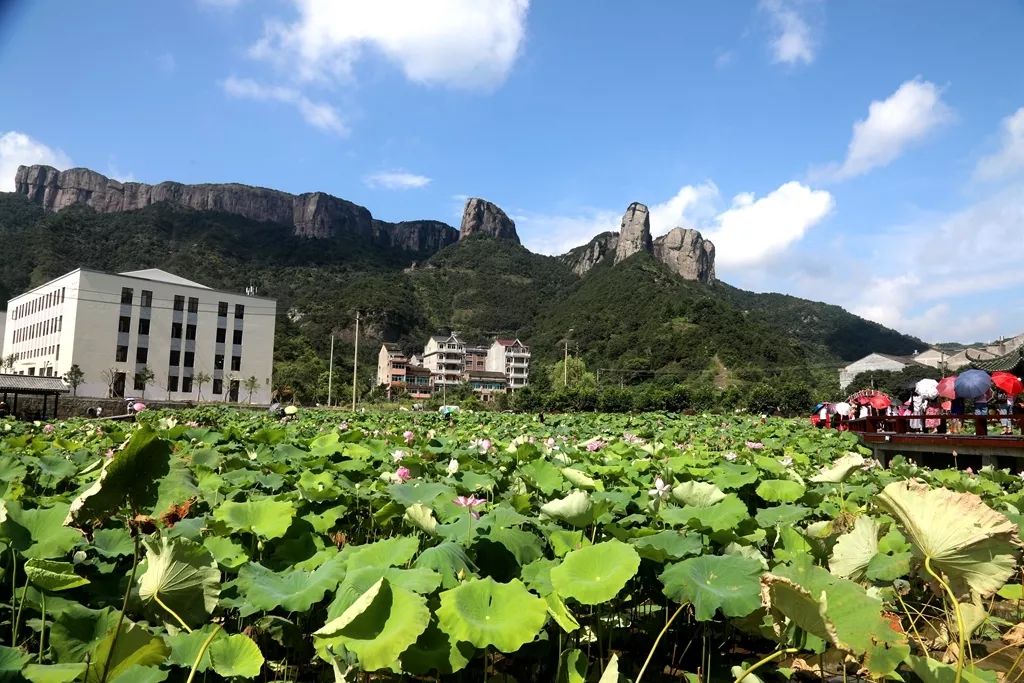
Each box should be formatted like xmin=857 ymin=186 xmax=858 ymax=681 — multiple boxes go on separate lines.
xmin=0 ymin=374 xmax=70 ymax=394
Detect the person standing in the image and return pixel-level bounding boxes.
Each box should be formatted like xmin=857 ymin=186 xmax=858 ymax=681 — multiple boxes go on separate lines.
xmin=1001 ymin=392 xmax=1014 ymax=435
xmin=950 ymin=396 xmax=965 ymax=434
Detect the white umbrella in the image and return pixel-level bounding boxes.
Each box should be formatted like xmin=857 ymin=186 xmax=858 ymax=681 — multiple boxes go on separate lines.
xmin=915 ymin=378 xmax=939 ymax=399
xmin=833 ymin=401 xmax=852 ymax=416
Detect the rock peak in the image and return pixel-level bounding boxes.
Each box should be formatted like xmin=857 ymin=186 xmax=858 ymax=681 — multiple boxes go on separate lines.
xmin=459 ymin=197 xmax=520 ymax=244
xmin=653 ymin=227 xmax=716 ymax=283
xmin=13 ymin=164 xmax=458 ymax=253
xmin=613 ymin=202 xmax=653 ymax=264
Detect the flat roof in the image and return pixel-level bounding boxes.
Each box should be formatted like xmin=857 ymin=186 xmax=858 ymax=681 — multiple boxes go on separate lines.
xmin=6 ymin=267 xmax=276 ymax=304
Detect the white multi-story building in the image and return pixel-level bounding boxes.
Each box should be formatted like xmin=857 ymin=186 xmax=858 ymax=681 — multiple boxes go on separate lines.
xmin=2 ymin=268 xmax=276 ymax=403
xmin=486 ymin=338 xmax=530 ymax=389
xmin=422 ymin=334 xmax=465 ymax=386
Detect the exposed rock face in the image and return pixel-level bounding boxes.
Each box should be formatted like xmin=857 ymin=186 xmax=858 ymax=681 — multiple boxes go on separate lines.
xmin=14 ymin=164 xmax=459 ymax=252
xmin=653 ymin=227 xmax=716 ymax=283
xmin=559 ymin=201 xmax=716 ymax=282
xmin=559 ymin=232 xmax=619 ymax=275
xmin=458 ymin=197 xmax=520 ymax=244
xmin=613 ymin=202 xmax=653 ymax=264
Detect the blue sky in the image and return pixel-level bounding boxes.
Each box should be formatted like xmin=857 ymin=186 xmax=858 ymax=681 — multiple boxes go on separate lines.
xmin=2 ymin=1 xmax=1023 ymax=344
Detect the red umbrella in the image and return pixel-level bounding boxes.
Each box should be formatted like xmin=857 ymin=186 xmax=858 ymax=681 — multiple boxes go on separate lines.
xmin=936 ymin=376 xmax=957 ymax=399
xmin=869 ymin=393 xmax=892 ymax=409
xmin=992 ymin=371 xmax=1023 ymax=396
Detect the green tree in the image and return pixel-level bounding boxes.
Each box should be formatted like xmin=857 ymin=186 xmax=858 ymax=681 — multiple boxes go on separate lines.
xmin=64 ymin=364 xmax=85 ymax=396
xmin=547 ymin=356 xmax=597 ymax=390
xmin=243 ymin=375 xmax=260 ymax=404
xmin=134 ymin=366 xmax=155 ymax=398
xmin=1 ymin=354 xmax=15 ymax=372
xmin=194 ymin=370 xmax=212 ymax=401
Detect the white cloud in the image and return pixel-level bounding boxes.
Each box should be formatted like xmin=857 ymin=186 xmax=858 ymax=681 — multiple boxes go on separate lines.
xmin=0 ymin=131 xmax=72 ymax=192
xmin=714 ymin=50 xmax=736 ymax=69
xmin=760 ymin=0 xmax=816 ymax=65
xmin=702 ymin=181 xmax=834 ymax=268
xmin=364 ymin=170 xmax=431 ymax=190
xmin=818 ymin=78 xmax=953 ymax=181
xmin=221 ymin=76 xmax=349 ymax=135
xmin=250 ymin=0 xmax=529 ymax=90
xmin=519 ymin=180 xmax=833 ymax=270
xmin=974 ymin=106 xmax=1024 ymax=182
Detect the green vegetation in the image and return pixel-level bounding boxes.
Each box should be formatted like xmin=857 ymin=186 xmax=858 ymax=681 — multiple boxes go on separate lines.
xmin=0 ymin=194 xmax=924 ymax=402
xmin=1 ymin=408 xmax=1022 ymax=681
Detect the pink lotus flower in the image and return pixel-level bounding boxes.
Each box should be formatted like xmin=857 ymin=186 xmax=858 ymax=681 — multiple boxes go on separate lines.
xmin=545 ymin=437 xmax=556 ymax=448
xmin=454 ymin=494 xmax=486 ymax=519
xmin=403 ymin=430 xmax=415 ymax=445
xmin=42 ymin=424 xmax=54 ymax=434
xmin=396 ymin=466 xmax=412 ymax=482
xmin=965 ymin=467 xmax=974 ymax=475
xmin=745 ymin=440 xmax=764 ymax=450
xmin=133 ymin=402 xmax=147 ymax=413
xmin=586 ymin=440 xmax=605 ymax=452
xmin=338 ymin=422 xmax=349 ymax=431
xmin=105 ymin=448 xmax=115 ymax=458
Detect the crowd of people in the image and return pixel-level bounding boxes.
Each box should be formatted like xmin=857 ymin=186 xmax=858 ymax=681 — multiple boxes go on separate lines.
xmin=812 ymin=390 xmax=1023 ymax=435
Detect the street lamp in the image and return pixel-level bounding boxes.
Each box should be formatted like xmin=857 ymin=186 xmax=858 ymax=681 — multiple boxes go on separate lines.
xmin=563 ymin=328 xmax=574 ymax=387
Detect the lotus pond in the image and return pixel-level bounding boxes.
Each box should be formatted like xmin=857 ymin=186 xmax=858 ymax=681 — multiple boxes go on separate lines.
xmin=2 ymin=408 xmax=1024 ymax=682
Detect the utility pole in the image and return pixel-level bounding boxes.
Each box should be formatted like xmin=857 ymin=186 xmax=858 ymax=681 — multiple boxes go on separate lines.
xmin=327 ymin=333 xmax=335 ymax=407
xmin=351 ymin=312 xmax=360 ymax=411
xmin=563 ymin=328 xmax=574 ymax=387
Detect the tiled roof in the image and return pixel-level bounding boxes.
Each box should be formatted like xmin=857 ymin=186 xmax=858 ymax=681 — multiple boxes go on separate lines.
xmin=969 ymin=345 xmax=1024 ymax=372
xmin=468 ymin=370 xmax=508 ymax=381
xmin=0 ymin=374 xmax=70 ymax=393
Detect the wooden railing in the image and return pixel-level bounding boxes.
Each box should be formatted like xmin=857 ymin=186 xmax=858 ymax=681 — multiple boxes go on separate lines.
xmin=845 ymin=413 xmax=1023 ymax=437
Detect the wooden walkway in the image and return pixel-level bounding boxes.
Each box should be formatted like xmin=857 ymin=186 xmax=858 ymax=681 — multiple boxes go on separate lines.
xmin=846 ymin=414 xmax=1024 ymax=466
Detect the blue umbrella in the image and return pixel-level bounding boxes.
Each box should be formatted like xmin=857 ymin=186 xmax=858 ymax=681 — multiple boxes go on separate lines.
xmin=955 ymin=369 xmax=992 ymax=399
xmin=811 ymin=402 xmax=826 ymax=415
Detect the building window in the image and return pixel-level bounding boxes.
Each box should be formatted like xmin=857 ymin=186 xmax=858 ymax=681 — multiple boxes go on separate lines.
xmin=138 ymin=318 xmax=150 ymax=335
xmin=183 ymin=351 xmax=194 ymax=368
xmin=234 ymin=304 xmax=245 ymax=319
xmin=216 ymin=328 xmax=226 ymax=343
xmin=232 ymin=329 xmax=243 ymax=345
xmin=231 ymin=355 xmax=241 ymax=371
xmin=141 ymin=290 xmax=152 ymax=308
xmin=121 ymin=287 xmax=133 ymax=305
xmin=181 ymin=376 xmax=193 ymax=393
xmin=218 ymin=301 xmax=228 ymax=317
xmin=55 ymin=345 xmax=59 ymax=361
xmin=212 ymin=378 xmax=223 ymax=395
xmin=173 ymin=295 xmax=184 ymax=311
xmin=171 ymin=322 xmax=182 ymax=339
xmin=118 ymin=316 xmax=131 ymax=333
xmin=136 ymin=347 xmax=148 ymax=363
xmin=167 ymin=375 xmax=179 ymax=392
xmin=115 ymin=345 xmax=128 ymax=362
xmin=134 ymin=373 xmax=147 ymax=391
xmin=214 ymin=354 xmax=224 ymax=370
xmin=185 ymin=324 xmax=197 ymax=341
xmin=188 ymin=297 xmax=199 ymax=314
xmin=169 ymin=349 xmax=180 ymax=366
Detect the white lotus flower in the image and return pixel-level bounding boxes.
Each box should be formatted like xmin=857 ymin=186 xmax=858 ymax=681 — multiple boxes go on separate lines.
xmin=649 ymin=476 xmax=672 ymax=500
xmin=447 ymin=458 xmax=459 ymax=475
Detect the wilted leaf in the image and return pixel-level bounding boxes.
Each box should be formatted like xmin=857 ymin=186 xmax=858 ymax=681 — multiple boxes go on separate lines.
xmin=829 ymin=516 xmax=880 ymax=581
xmin=810 ymin=452 xmax=865 ymax=483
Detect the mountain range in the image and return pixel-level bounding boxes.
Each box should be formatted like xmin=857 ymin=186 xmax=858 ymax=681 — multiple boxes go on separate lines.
xmin=1 ymin=164 xmax=926 ymax=400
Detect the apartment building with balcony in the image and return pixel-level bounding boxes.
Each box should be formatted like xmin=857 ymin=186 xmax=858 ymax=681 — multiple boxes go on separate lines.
xmin=422 ymin=334 xmax=465 ymax=387
xmin=486 ymin=338 xmax=530 ymax=389
xmin=2 ymin=268 xmax=276 ymax=403
xmin=376 ymin=343 xmax=432 ymax=399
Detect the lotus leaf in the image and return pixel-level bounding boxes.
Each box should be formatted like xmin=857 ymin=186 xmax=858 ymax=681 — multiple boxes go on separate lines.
xmin=414 ymin=542 xmax=477 ymax=589
xmin=754 ymin=504 xmax=810 ymax=528
xmin=401 ymin=620 xmax=474 ymax=675
xmin=24 ymin=559 xmax=89 ymax=591
xmin=557 ymin=648 xmax=587 ymax=683
xmin=213 ymin=498 xmax=296 ymax=540
xmin=876 ymin=480 xmax=1021 ymax=596
xmin=165 ymin=624 xmax=224 ymax=673
xmin=137 ymin=535 xmax=219 ymax=628
xmin=671 ymin=480 xmax=725 ymax=507
xmin=551 ymin=540 xmax=639 ymax=605
xmin=404 ymin=503 xmax=439 ymax=535
xmin=828 ymin=516 xmax=879 ymax=580
xmin=810 ymin=452 xmax=865 ymax=483
xmin=598 ymin=654 xmax=620 ymax=683
xmin=209 ymin=633 xmax=265 ymax=678
xmin=660 ymin=555 xmax=762 ymax=621
xmin=85 ymin=621 xmax=169 ymax=683
xmin=22 ymin=663 xmax=87 ymax=683
xmin=545 ymin=593 xmax=580 ymax=633
xmin=436 ymin=577 xmax=547 ymax=652
xmin=541 ymin=491 xmax=597 ymax=528
xmin=5 ymin=502 xmax=82 ymax=559
xmin=232 ymin=552 xmax=347 ymax=615
xmin=662 ymin=494 xmax=749 ymax=532
xmin=630 ymin=530 xmax=704 ymax=562
xmin=561 ymin=468 xmax=601 ymax=491
xmin=66 ymin=426 xmax=172 ymax=526
xmin=755 ymin=479 xmax=806 ymax=503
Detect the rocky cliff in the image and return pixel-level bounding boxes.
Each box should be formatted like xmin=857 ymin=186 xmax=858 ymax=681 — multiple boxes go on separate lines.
xmin=14 ymin=164 xmax=459 ymax=253
xmin=459 ymin=197 xmax=521 ymax=244
xmin=614 ymin=202 xmax=653 ymax=264
xmin=560 ymin=202 xmax=716 ymax=283
xmin=653 ymin=227 xmax=716 ymax=283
